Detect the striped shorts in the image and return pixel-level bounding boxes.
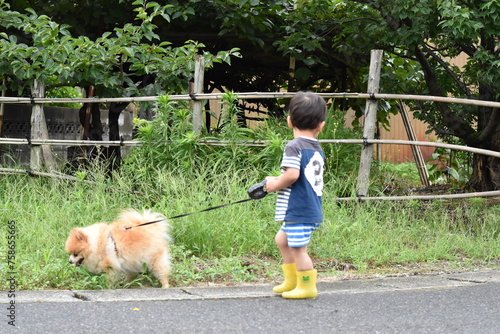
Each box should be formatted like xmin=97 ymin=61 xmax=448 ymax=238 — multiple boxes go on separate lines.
xmin=280 ymin=222 xmax=321 ymax=248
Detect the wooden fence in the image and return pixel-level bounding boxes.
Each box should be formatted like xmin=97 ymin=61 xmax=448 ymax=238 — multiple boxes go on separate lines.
xmin=2 ymin=50 xmax=500 ymax=201
xmin=2 ymin=92 xmax=500 ymax=199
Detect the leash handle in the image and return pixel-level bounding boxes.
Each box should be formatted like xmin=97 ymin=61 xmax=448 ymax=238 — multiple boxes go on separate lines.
xmin=248 ymin=180 xmax=268 ymax=199
xmin=123 ymin=198 xmax=254 ymax=230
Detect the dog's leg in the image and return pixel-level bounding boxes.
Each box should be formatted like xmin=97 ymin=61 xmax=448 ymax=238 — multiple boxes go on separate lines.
xmin=149 ymin=251 xmax=171 ymax=288
xmin=105 ymin=267 xmax=120 ymax=284
xmin=124 ymin=274 xmax=137 ymax=283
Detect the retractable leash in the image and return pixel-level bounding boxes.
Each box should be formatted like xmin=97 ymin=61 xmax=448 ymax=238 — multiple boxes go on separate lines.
xmin=123 ymin=180 xmax=268 ymax=230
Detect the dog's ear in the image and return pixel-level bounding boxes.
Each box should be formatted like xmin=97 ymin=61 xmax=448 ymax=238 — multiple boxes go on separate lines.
xmin=73 ymin=228 xmax=87 ymax=242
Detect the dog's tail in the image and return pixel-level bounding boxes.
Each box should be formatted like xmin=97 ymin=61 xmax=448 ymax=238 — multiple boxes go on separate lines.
xmin=118 ymin=209 xmax=171 ymax=235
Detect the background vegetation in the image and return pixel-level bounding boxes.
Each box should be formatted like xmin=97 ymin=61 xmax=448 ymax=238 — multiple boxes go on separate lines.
xmin=2 ymin=1 xmax=500 ymax=190
xmin=1 ymin=99 xmax=499 ymax=290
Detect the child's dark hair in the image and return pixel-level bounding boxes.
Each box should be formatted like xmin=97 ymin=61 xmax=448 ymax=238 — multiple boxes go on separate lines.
xmin=288 ymin=92 xmax=327 ymax=130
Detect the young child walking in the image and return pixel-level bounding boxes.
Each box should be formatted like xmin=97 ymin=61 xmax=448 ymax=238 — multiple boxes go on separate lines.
xmin=249 ymin=91 xmax=327 ymax=299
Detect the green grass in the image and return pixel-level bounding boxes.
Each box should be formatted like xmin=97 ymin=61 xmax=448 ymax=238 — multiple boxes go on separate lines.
xmin=1 ymin=167 xmax=499 ymax=290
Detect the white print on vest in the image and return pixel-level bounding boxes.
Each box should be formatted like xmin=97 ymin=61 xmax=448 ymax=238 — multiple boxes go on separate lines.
xmin=304 ymin=151 xmax=324 ymax=196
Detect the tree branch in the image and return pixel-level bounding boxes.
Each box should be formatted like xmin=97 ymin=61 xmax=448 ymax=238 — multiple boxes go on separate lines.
xmin=477 ymin=108 xmax=500 ymax=143
xmin=412 ymin=100 xmax=457 ymax=138
xmin=413 ymin=45 xmax=476 ymax=144
xmin=458 ymin=44 xmax=476 ymax=57
xmin=422 ymin=43 xmax=472 ymax=98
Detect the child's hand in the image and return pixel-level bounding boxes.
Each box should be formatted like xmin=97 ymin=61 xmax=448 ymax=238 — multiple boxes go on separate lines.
xmin=265 ymin=168 xmax=299 ymax=193
xmin=247 ymin=180 xmax=268 ymax=199
xmin=264 ymin=176 xmax=278 ymax=193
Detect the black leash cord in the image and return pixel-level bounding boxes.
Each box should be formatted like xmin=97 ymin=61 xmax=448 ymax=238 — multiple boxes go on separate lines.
xmin=123 ymin=198 xmax=254 ymax=230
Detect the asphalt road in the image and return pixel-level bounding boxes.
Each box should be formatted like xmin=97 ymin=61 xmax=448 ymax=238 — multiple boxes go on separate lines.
xmin=2 ymin=270 xmax=500 ymax=333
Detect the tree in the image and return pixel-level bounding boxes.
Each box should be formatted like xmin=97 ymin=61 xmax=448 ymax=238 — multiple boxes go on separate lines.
xmin=342 ymin=0 xmax=500 ymax=191
xmin=3 ymin=1 xmax=374 ymax=118
xmin=5 ymin=0 xmax=498 ymax=191
xmin=199 ymin=0 xmax=500 ymax=191
xmin=161 ymin=0 xmax=500 ymax=191
xmin=0 ymin=0 xmax=238 ymax=97
xmin=0 ymin=0 xmax=239 ymax=170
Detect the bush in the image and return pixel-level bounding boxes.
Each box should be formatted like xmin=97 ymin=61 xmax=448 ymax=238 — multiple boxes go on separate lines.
xmin=123 ymin=93 xmax=363 ymax=194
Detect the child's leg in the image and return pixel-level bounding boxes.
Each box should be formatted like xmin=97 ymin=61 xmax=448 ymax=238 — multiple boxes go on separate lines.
xmin=273 ymin=229 xmax=297 ymax=293
xmin=281 ymin=223 xmax=320 ymax=299
xmin=275 ymin=229 xmax=294 ymax=264
xmin=290 ymin=246 xmax=313 ymax=271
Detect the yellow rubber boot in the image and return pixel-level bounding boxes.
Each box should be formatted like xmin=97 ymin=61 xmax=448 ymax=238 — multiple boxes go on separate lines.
xmin=282 ymin=269 xmax=318 ymax=299
xmin=272 ymin=263 xmax=297 ymax=293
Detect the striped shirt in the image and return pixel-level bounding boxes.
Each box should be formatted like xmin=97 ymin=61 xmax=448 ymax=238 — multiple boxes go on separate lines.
xmin=275 ymin=137 xmax=324 ymax=223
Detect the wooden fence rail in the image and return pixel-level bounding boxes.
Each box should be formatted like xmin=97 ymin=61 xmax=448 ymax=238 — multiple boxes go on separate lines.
xmin=3 ymin=163 xmax=500 ymax=202
xmin=0 ymin=92 xmax=500 ymax=201
xmin=2 ymin=137 xmax=500 ymax=159
xmin=2 ymin=92 xmax=500 ymax=109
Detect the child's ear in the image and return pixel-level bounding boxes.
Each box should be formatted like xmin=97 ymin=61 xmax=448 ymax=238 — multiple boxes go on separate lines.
xmin=317 ymin=121 xmax=326 ymax=133
xmin=287 ymin=116 xmax=293 ymax=128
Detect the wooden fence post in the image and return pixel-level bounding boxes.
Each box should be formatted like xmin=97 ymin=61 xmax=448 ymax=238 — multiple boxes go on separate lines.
xmin=30 ymin=80 xmax=55 ymax=171
xmin=192 ymin=54 xmax=204 ymax=135
xmin=287 ymin=0 xmax=299 ymax=92
xmin=0 ymin=77 xmax=5 ymax=139
xmin=356 ymin=50 xmax=383 ymax=198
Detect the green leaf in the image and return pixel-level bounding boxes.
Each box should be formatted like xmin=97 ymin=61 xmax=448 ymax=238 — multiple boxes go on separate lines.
xmin=123 ymin=47 xmax=135 ymax=58
xmin=303 ymin=58 xmax=315 ymax=66
xmin=161 ymin=13 xmax=171 ymax=22
xmin=146 ymin=2 xmax=159 ymax=9
xmin=295 ymin=67 xmax=311 ymax=80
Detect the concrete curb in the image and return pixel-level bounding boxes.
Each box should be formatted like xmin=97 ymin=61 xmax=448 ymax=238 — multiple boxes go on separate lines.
xmin=3 ymin=270 xmax=500 ymax=304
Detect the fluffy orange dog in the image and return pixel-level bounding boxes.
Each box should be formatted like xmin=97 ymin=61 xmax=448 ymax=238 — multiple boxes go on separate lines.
xmin=65 ymin=209 xmax=171 ymax=287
